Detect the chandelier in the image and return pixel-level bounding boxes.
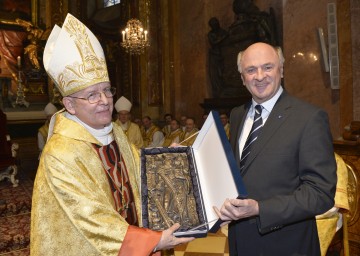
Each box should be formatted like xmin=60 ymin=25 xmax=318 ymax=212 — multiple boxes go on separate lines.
xmin=121 ymin=19 xmax=149 ymax=55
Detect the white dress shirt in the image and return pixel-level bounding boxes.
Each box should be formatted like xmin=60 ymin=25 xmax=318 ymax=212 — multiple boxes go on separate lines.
xmin=238 ymin=86 xmax=283 ymax=158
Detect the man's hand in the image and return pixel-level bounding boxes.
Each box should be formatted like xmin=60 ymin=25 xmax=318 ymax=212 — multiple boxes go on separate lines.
xmin=214 ymin=198 xmax=259 ymax=221
xmin=155 ymin=223 xmax=195 ymax=251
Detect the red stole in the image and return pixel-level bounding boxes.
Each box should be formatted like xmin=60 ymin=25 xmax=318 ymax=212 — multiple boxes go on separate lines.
xmin=94 ymin=140 xmax=138 ymax=225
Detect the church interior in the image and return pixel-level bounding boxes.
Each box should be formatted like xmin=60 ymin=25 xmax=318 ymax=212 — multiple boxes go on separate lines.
xmin=0 ymin=0 xmax=360 ymax=255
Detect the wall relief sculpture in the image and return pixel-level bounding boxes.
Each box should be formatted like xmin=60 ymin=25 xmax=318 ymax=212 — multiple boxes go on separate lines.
xmin=208 ymin=0 xmax=278 ymax=98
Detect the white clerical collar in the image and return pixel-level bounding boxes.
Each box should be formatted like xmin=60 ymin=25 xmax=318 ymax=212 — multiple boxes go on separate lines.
xmin=65 ymin=112 xmax=114 ymax=145
xmin=120 ymin=121 xmax=129 ymax=130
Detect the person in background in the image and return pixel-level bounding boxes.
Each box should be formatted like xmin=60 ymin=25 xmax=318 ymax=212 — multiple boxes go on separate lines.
xmin=220 ymin=112 xmax=230 ymax=139
xmin=114 ymin=96 xmax=143 ymax=148
xmin=179 ymin=117 xmax=198 ymax=146
xmin=142 ymin=116 xmax=164 ymax=148
xmin=180 ymin=115 xmax=187 ymax=131
xmin=316 ymin=153 xmax=350 ymax=256
xmin=30 ymin=13 xmax=193 ymax=256
xmin=162 ymin=119 xmax=183 ymax=147
xmin=133 ymin=117 xmax=143 ymax=129
xmin=162 ymin=113 xmax=173 ymax=136
xmin=37 ymin=102 xmax=57 ymax=155
xmin=200 ymin=112 xmax=209 ymax=128
xmin=215 ymin=42 xmax=336 ymax=256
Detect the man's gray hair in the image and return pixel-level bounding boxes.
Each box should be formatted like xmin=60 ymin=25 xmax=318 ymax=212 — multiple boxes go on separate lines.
xmin=237 ymin=45 xmax=285 ymax=73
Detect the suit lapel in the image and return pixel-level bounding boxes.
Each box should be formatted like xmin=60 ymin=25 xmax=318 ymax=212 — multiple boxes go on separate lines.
xmin=242 ymin=92 xmax=292 ymax=175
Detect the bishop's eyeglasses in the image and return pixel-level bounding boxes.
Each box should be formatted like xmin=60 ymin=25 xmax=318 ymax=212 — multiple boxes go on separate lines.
xmin=67 ymin=87 xmax=116 ymax=104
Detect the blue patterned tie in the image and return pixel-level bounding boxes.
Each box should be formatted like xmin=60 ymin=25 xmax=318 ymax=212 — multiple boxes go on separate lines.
xmin=239 ymin=105 xmax=263 ymax=173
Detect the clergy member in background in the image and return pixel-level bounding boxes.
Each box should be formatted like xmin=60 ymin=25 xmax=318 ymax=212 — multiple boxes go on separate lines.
xmin=220 ymin=112 xmax=230 ymax=139
xmin=141 ymin=116 xmax=164 ymax=147
xmin=31 ymin=13 xmax=193 ymax=256
xmin=114 ymin=96 xmax=143 ymax=148
xmin=179 ymin=117 xmax=198 ymax=146
xmin=180 ymin=115 xmax=187 ymax=131
xmin=162 ymin=119 xmax=183 ymax=147
xmin=316 ymin=153 xmax=350 ymax=256
xmin=162 ymin=113 xmax=173 ymax=136
xmin=37 ymin=102 xmax=57 ymax=155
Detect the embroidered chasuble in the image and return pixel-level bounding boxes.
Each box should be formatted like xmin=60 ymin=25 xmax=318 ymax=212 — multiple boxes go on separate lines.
xmin=179 ymin=128 xmax=199 ymax=146
xmin=162 ymin=129 xmax=184 ymax=147
xmin=142 ymin=124 xmax=161 ymax=147
xmin=115 ymin=120 xmax=143 ymax=148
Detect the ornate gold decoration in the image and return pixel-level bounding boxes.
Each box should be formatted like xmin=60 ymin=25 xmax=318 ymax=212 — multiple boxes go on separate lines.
xmin=345 ymin=163 xmax=359 ymax=225
xmin=58 ymin=16 xmax=109 ymax=95
xmin=44 ymin=14 xmax=109 ymax=96
xmin=3 ymin=19 xmax=51 ymax=70
xmin=13 ymin=56 xmax=29 ymax=108
xmin=121 ymin=19 xmax=149 ymax=55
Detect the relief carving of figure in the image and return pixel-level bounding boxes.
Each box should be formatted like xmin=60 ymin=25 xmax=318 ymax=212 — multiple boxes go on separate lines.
xmin=146 ymin=153 xmax=200 ymax=231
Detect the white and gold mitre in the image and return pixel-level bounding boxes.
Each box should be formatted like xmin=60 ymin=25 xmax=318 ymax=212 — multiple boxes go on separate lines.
xmin=115 ymin=96 xmax=132 ymax=112
xmin=43 ymin=13 xmax=109 ymax=96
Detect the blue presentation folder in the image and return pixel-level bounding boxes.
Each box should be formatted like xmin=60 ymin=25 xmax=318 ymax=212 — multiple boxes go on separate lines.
xmin=141 ymin=111 xmax=247 ymax=237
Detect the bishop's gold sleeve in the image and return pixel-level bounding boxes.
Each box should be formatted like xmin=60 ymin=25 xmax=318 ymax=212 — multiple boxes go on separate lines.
xmin=44 ymin=150 xmax=129 ymax=255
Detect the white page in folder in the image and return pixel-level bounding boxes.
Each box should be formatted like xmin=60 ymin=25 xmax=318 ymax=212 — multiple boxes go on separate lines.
xmin=192 ymin=112 xmax=239 ymax=230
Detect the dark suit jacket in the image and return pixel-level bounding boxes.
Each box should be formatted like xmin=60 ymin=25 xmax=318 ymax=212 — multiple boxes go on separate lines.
xmin=228 ymin=91 xmax=337 ymax=256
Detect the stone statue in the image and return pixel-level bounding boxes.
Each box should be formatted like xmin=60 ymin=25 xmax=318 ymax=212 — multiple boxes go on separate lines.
xmin=208 ymin=17 xmax=228 ymax=97
xmin=230 ymin=0 xmax=277 ymax=45
xmin=207 ymin=0 xmax=277 ymax=98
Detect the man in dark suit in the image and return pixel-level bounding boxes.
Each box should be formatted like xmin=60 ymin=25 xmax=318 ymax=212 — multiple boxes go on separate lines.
xmin=215 ymin=42 xmax=337 ymax=255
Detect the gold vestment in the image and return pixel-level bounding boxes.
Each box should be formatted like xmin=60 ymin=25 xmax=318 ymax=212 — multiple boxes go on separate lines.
xmin=115 ymin=119 xmax=144 ymax=148
xmin=179 ymin=128 xmax=199 ymax=146
xmin=141 ymin=124 xmax=161 ymax=147
xmin=38 ymin=121 xmax=50 ymax=143
xmin=316 ymin=153 xmax=350 ymax=256
xmin=31 ymin=112 xmax=145 ymax=255
xmin=162 ymin=129 xmax=184 ymax=147
xmin=223 ymin=123 xmax=230 ymax=139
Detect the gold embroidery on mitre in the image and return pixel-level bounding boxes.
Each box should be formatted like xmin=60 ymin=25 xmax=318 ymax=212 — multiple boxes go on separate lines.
xmin=57 ymin=15 xmax=109 ymax=96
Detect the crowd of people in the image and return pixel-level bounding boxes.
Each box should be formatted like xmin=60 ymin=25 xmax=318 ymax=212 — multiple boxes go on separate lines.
xmin=111 ymin=97 xmax=230 ymax=149
xmin=38 ymin=97 xmax=229 ymax=155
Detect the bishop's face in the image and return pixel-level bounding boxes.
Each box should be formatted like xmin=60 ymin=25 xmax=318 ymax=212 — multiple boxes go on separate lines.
xmin=118 ymin=110 xmax=130 ymax=124
xmin=63 ymin=82 xmax=114 ymax=129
